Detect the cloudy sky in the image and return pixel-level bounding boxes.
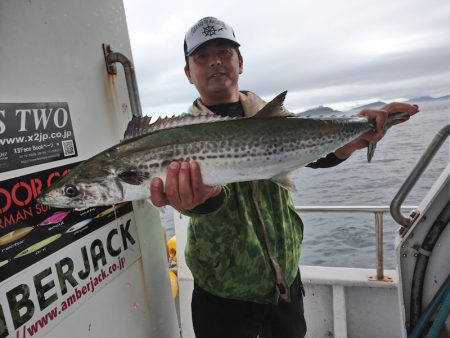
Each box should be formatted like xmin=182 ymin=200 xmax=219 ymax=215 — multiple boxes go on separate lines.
xmin=123 ymin=0 xmax=449 ymax=116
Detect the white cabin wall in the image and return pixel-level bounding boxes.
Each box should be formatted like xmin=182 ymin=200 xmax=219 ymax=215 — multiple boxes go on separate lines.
xmin=0 ymin=1 xmax=179 ymax=337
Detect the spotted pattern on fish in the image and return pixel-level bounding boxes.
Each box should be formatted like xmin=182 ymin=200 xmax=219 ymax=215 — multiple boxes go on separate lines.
xmin=36 ymin=91 xmax=411 ymax=209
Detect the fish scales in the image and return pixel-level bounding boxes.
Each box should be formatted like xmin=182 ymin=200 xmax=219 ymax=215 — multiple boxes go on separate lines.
xmin=36 ymin=91 xmax=411 ymax=209
xmin=112 ymin=117 xmax=368 ymax=185
xmin=181 ymin=117 xmax=371 ymax=184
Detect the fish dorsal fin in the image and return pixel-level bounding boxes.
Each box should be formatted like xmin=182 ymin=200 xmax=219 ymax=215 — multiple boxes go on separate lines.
xmin=123 ymin=115 xmax=152 ymax=139
xmin=123 ymin=114 xmax=238 ymax=140
xmin=254 ymin=91 xmax=291 ymax=118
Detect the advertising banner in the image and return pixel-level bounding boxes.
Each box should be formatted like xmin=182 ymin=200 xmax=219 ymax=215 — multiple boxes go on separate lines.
xmin=0 ymin=214 xmax=140 ymax=338
xmin=0 ymin=103 xmax=78 ymax=174
xmin=0 ymin=164 xmax=135 ymax=282
xmin=0 ymin=164 xmax=141 ymax=337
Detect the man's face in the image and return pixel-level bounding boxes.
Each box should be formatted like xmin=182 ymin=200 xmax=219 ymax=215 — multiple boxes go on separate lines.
xmin=185 ymin=40 xmax=243 ymax=104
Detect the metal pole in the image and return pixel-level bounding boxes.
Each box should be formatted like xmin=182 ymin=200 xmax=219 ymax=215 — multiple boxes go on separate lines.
xmin=102 ymin=44 xmax=143 ymax=117
xmin=374 ymin=211 xmax=384 ymax=280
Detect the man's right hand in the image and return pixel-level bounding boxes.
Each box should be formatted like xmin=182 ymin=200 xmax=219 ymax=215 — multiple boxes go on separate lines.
xmin=150 ymin=161 xmax=222 ymax=212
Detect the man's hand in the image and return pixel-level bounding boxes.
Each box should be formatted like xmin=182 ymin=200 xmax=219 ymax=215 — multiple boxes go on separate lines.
xmin=334 ymin=102 xmax=419 ymax=159
xmin=150 ymin=161 xmax=222 ymax=212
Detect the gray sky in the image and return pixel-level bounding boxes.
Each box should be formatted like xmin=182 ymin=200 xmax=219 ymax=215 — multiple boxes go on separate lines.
xmin=123 ymin=0 xmax=450 ymax=116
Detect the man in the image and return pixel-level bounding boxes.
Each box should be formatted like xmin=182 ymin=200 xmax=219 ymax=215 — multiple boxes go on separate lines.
xmin=150 ymin=17 xmax=418 ymax=338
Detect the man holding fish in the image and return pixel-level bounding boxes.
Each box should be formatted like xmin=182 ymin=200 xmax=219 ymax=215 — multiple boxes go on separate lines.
xmin=150 ymin=17 xmax=419 ymax=338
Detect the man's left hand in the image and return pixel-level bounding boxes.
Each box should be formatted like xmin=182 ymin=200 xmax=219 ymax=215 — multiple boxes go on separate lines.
xmin=334 ymin=102 xmax=419 ymax=159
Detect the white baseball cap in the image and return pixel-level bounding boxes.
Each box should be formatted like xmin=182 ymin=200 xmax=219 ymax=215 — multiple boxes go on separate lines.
xmin=184 ymin=17 xmax=240 ymax=56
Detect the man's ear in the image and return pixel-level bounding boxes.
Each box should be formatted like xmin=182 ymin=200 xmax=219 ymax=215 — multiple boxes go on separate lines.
xmin=184 ymin=65 xmax=193 ymax=84
xmin=239 ymin=55 xmax=244 ymax=74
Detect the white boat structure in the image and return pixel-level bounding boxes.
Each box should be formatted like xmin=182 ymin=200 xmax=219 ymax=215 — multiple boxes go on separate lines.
xmin=0 ymin=1 xmax=448 ymax=337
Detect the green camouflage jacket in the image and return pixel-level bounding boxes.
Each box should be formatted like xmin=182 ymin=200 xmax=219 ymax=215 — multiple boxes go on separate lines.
xmin=184 ymin=91 xmax=303 ymax=304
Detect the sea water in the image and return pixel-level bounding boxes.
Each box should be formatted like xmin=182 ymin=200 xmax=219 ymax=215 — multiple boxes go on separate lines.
xmin=161 ymin=99 xmax=449 ymax=269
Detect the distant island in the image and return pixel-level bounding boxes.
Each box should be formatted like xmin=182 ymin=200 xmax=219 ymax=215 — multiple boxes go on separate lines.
xmin=298 ymin=94 xmax=449 ymax=116
xmin=300 ymin=106 xmax=341 ymax=116
xmin=406 ymin=95 xmax=450 ymax=102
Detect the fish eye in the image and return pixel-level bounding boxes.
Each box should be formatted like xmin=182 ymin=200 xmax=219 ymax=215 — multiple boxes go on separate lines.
xmin=64 ymin=185 xmax=79 ymax=197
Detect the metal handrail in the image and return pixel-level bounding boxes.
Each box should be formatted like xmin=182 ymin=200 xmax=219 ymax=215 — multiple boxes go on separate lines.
xmin=294 ymin=205 xmax=416 ymax=281
xmin=102 ymin=43 xmax=143 ymax=117
xmin=390 ymin=125 xmax=450 ymax=228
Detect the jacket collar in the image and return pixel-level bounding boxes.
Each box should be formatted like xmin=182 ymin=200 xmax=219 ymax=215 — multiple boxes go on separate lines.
xmin=188 ymin=91 xmax=267 ymax=117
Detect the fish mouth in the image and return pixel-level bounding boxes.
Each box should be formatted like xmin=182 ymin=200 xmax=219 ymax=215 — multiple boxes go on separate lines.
xmin=36 ymin=197 xmax=60 ymax=208
xmin=35 ymin=195 xmax=47 ymax=205
xmin=35 ymin=186 xmax=55 ymax=205
xmin=36 ymin=194 xmax=76 ymax=209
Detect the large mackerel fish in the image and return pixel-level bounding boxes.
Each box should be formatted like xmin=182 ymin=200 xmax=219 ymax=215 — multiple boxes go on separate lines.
xmin=37 ymin=91 xmax=411 ymax=209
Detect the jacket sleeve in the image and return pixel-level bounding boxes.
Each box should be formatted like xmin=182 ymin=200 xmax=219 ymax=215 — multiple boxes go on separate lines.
xmin=306 ymin=152 xmax=347 ymax=169
xmin=182 ymin=186 xmax=230 ymax=216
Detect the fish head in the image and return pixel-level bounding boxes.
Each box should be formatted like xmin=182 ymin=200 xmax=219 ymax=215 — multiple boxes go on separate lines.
xmin=36 ymin=160 xmax=125 ymax=209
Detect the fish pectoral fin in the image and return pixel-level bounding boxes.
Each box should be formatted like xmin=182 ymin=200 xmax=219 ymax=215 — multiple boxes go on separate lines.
xmin=271 ymin=173 xmax=297 ymax=192
xmin=118 ymin=169 xmax=147 ymax=185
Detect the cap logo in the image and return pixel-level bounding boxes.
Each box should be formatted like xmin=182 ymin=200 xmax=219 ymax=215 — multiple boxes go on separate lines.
xmin=190 ymin=17 xmax=227 ymax=35
xmin=202 ymin=24 xmax=224 ymax=37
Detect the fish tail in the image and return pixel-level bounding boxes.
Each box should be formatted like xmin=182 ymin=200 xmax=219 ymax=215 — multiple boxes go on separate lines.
xmin=367 ymin=112 xmax=410 ymax=162
xmin=367 ymin=141 xmax=377 ymax=162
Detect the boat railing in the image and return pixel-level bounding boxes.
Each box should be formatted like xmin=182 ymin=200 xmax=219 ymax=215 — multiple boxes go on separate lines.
xmin=390 ymin=124 xmax=450 ymax=229
xmin=294 ymin=205 xmax=416 ymax=281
